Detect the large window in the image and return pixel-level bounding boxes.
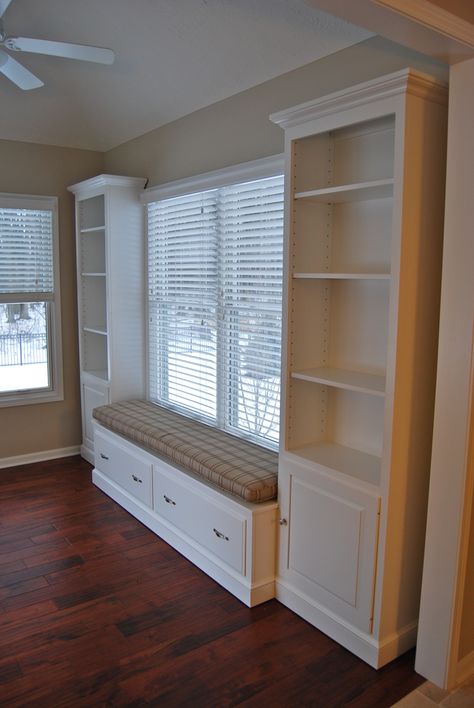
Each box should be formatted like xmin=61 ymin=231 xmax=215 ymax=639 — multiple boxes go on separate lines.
xmin=0 ymin=194 xmax=62 ymax=406
xmin=146 ymin=158 xmax=284 ymax=449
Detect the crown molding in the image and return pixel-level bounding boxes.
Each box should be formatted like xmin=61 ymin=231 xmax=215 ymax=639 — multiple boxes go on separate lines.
xmin=68 ymin=174 xmax=146 ymax=195
xmin=270 ymin=68 xmax=447 ymax=130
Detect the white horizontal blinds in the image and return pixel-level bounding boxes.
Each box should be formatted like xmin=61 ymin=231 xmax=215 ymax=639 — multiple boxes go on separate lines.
xmin=219 ymin=175 xmax=284 ymax=445
xmin=147 ymin=171 xmax=284 ymax=449
xmin=148 ymin=190 xmax=219 ymax=420
xmin=0 ymin=207 xmax=54 ymax=297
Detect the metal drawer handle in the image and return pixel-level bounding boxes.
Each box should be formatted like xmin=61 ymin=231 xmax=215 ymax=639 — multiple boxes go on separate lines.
xmin=100 ymin=453 xmax=109 ymax=460
xmin=213 ymin=528 xmax=229 ymax=541
xmin=163 ymin=494 xmax=176 ymax=506
xmin=131 ymin=474 xmax=143 ymax=484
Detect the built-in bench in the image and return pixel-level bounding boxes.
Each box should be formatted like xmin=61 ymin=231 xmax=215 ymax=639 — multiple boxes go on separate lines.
xmin=91 ymin=400 xmax=279 ymax=606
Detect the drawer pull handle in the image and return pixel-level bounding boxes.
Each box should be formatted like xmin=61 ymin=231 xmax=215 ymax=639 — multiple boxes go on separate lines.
xmin=131 ymin=474 xmax=143 ymax=484
xmin=163 ymin=494 xmax=176 ymax=506
xmin=100 ymin=453 xmax=109 ymax=460
xmin=213 ymin=528 xmax=229 ymax=541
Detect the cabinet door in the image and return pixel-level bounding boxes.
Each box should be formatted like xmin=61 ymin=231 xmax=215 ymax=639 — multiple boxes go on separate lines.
xmin=82 ymin=382 xmax=109 ymax=458
xmin=278 ymin=457 xmax=380 ymax=633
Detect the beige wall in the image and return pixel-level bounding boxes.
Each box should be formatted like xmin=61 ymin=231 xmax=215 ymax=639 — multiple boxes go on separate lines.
xmin=0 ymin=140 xmax=103 ymax=459
xmin=105 ymin=36 xmax=447 ymax=185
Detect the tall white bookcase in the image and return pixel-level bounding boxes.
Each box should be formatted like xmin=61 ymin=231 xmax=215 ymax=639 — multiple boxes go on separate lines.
xmin=68 ymin=175 xmax=146 ymax=463
xmin=270 ymin=69 xmax=447 ymax=667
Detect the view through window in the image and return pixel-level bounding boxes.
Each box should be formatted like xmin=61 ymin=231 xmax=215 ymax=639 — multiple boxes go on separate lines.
xmin=0 ymin=196 xmax=61 ymax=405
xmin=147 ymin=172 xmax=284 ymax=449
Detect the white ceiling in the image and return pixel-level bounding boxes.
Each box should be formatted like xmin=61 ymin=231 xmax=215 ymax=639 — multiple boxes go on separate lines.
xmin=0 ymin=0 xmax=371 ymax=152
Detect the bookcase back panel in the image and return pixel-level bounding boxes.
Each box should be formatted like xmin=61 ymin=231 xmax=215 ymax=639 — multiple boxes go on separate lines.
xmin=290 ymin=279 xmax=389 ymax=374
xmin=330 ymin=199 xmax=392 ymax=274
xmin=83 ymin=330 xmax=108 ymax=376
xmin=82 ymin=277 xmax=107 ymax=332
xmin=80 ymin=231 xmax=106 ymax=273
xmin=288 ymin=378 xmax=384 ymax=459
xmin=292 ymin=116 xmax=395 ymax=193
xmin=79 ymin=195 xmax=105 ymax=230
xmin=328 ymin=280 xmax=389 ymax=374
xmin=331 ymin=118 xmax=395 ymax=187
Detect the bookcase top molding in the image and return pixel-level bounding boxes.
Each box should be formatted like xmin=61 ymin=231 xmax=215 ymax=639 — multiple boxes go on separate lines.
xmin=68 ymin=174 xmax=146 ymax=196
xmin=269 ymin=68 xmax=448 ymax=131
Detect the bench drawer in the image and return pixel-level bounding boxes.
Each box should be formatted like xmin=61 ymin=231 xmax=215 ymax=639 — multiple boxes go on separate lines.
xmin=153 ymin=464 xmax=246 ymax=574
xmin=95 ymin=430 xmax=153 ymax=508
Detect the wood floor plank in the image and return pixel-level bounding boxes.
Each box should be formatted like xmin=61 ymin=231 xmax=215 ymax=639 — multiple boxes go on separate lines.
xmin=0 ymin=455 xmax=424 ymax=706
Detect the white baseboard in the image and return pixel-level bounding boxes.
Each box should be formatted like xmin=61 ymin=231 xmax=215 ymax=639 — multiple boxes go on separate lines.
xmin=0 ymin=445 xmax=81 ymax=469
xmin=275 ymin=579 xmax=417 ymax=668
xmin=456 ymin=649 xmax=474 ymax=685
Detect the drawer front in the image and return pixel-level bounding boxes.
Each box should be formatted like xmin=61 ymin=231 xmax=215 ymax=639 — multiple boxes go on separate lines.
xmin=95 ymin=430 xmax=153 ymax=508
xmin=154 ymin=465 xmax=246 ymax=574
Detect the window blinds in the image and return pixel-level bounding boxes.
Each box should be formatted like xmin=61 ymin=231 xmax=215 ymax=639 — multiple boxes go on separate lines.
xmin=0 ymin=207 xmax=54 ymax=297
xmin=147 ymin=174 xmax=284 ymax=449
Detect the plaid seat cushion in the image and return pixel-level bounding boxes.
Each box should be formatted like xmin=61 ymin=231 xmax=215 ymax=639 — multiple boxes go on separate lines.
xmin=92 ymin=400 xmax=278 ymax=503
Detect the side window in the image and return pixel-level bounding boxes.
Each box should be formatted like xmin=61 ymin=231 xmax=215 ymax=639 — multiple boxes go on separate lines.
xmin=0 ymin=194 xmax=63 ymax=406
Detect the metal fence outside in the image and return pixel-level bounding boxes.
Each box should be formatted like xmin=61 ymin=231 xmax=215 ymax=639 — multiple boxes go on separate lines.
xmin=0 ymin=333 xmax=48 ymax=367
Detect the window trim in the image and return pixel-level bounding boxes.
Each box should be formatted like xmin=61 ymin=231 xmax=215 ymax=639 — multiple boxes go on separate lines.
xmin=143 ymin=154 xmax=284 ymax=448
xmin=0 ymin=193 xmax=63 ymax=407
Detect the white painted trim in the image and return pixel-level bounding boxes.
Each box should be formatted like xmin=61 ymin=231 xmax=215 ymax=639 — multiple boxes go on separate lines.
xmin=93 ymin=469 xmax=275 ymax=607
xmin=141 ymin=154 xmax=284 ymax=203
xmin=374 ymin=0 xmax=474 ymax=48
xmin=270 ymin=68 xmax=447 ymax=130
xmin=275 ymin=579 xmax=417 ymax=668
xmin=0 ymin=445 xmax=81 ymax=469
xmin=68 ymin=174 xmax=146 ymax=196
xmin=456 ymin=650 xmax=474 ymax=686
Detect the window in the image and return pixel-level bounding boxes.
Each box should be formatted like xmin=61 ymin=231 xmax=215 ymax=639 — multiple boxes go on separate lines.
xmin=0 ymin=194 xmax=63 ymax=406
xmin=146 ymin=157 xmax=284 ymax=449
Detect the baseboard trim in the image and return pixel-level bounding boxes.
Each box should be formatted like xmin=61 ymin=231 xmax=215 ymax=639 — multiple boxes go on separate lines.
xmin=456 ymin=649 xmax=474 ymax=685
xmin=93 ymin=469 xmax=275 ymax=608
xmin=275 ymin=579 xmax=417 ymax=668
xmin=0 ymin=445 xmax=81 ymax=469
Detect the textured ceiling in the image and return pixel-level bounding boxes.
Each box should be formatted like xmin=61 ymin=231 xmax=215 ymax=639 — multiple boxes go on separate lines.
xmin=0 ymin=0 xmax=371 ymax=151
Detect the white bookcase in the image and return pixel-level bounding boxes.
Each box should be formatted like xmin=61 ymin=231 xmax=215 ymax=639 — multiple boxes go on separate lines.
xmin=270 ymin=69 xmax=447 ymax=667
xmin=68 ymin=175 xmax=147 ymax=463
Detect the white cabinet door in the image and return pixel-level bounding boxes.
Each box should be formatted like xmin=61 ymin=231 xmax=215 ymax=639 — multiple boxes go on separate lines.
xmin=82 ymin=381 xmax=109 ymax=462
xmin=278 ymin=456 xmax=380 ymax=633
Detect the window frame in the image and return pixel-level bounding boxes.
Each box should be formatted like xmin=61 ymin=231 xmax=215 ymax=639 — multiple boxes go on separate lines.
xmin=0 ymin=193 xmax=63 ymax=407
xmin=142 ymin=154 xmax=284 ymax=449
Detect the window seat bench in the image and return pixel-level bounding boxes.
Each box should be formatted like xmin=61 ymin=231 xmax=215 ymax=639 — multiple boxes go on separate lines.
xmin=91 ymin=400 xmax=279 ymax=606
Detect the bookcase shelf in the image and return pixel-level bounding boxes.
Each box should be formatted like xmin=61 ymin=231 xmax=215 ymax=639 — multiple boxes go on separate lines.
xmin=291 ymin=366 xmax=385 ymax=397
xmin=294 ymin=178 xmax=394 ymax=203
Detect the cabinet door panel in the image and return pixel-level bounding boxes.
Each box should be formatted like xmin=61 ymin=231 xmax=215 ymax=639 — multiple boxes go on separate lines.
xmin=279 ymin=457 xmax=380 ymax=632
xmin=83 ymin=383 xmax=109 ymax=452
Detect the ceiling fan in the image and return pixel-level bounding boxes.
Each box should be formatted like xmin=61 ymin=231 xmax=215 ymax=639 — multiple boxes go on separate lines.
xmin=0 ymin=0 xmax=114 ymax=90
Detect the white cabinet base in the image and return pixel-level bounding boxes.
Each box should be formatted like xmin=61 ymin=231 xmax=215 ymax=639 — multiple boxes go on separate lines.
xmin=275 ymin=579 xmax=418 ymax=669
xmin=92 ymin=425 xmax=278 ymax=607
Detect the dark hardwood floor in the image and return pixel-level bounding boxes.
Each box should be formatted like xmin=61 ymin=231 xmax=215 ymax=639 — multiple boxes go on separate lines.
xmin=0 ymin=456 xmax=424 ymax=707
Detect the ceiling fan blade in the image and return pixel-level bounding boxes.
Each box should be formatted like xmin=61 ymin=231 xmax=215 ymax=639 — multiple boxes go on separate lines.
xmin=0 ymin=0 xmax=13 ymax=20
xmin=0 ymin=48 xmax=43 ymax=89
xmin=7 ymin=37 xmax=115 ymax=64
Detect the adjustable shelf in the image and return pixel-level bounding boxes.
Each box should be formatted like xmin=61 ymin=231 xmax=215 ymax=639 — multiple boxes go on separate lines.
xmin=83 ymin=326 xmax=107 ymax=336
xmin=81 ymin=272 xmax=106 ymax=277
xmin=294 ymin=178 xmax=394 ymax=203
xmin=80 ymin=225 xmax=106 ymax=234
xmin=287 ymin=442 xmax=381 ymax=488
xmin=293 ymin=272 xmax=390 ymax=280
xmin=291 ymin=366 xmax=385 ymax=397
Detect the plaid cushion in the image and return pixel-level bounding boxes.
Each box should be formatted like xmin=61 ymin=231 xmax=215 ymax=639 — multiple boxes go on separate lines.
xmin=92 ymin=400 xmax=278 ymax=503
